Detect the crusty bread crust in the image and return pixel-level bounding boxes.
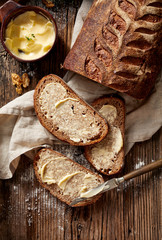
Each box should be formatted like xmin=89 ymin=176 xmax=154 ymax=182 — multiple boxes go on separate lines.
xmin=34 ymin=74 xmax=108 ymax=146
xmin=34 ymin=148 xmax=104 ymax=207
xmin=63 ymin=0 xmax=162 ymax=99
xmin=85 ymin=96 xmax=125 ymax=175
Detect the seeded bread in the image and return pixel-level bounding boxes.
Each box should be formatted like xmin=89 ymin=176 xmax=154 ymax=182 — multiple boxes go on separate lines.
xmin=34 ymin=74 xmax=108 ymax=146
xmin=63 ymin=0 xmax=162 ymax=99
xmin=85 ymin=96 xmax=125 ymax=175
xmin=34 ymin=148 xmax=104 ymax=207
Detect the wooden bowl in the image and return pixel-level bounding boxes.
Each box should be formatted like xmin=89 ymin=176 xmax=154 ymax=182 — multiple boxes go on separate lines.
xmin=0 ymin=0 xmax=58 ymax=62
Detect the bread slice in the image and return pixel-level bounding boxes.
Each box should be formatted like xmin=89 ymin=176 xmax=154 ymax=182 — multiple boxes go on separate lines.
xmin=85 ymin=96 xmax=125 ymax=175
xmin=34 ymin=148 xmax=104 ymax=207
xmin=34 ymin=74 xmax=108 ymax=146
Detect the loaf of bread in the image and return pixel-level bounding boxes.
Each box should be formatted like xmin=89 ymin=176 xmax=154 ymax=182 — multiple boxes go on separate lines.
xmin=85 ymin=96 xmax=125 ymax=175
xmin=63 ymin=0 xmax=162 ymax=99
xmin=34 ymin=74 xmax=108 ymax=146
xmin=34 ymin=148 xmax=104 ymax=206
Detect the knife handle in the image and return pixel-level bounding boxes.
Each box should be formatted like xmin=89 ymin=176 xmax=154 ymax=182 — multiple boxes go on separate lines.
xmin=123 ymin=159 xmax=162 ymax=181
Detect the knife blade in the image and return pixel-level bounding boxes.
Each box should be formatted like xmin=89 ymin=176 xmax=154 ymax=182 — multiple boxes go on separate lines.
xmin=70 ymin=159 xmax=162 ymax=206
xmin=70 ymin=177 xmax=124 ymax=206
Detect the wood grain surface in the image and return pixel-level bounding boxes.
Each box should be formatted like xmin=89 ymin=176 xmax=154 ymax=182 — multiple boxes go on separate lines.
xmin=0 ymin=1 xmax=161 ymax=240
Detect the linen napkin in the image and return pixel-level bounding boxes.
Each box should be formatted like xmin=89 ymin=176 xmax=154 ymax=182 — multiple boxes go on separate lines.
xmin=0 ymin=0 xmax=162 ymax=179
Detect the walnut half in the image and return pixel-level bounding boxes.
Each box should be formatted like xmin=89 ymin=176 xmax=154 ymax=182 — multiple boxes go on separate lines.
xmin=11 ymin=73 xmax=30 ymax=95
xmin=42 ymin=0 xmax=54 ymax=8
xmin=11 ymin=73 xmax=22 ymax=86
xmin=22 ymin=73 xmax=30 ymax=88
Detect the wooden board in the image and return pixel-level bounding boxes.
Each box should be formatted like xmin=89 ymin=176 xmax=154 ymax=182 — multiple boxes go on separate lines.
xmin=0 ymin=1 xmax=161 ymax=239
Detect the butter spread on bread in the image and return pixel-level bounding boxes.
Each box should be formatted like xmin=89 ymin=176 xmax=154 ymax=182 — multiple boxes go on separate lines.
xmin=34 ymin=74 xmax=108 ymax=146
xmin=55 ymin=98 xmax=78 ymax=108
xmin=85 ymin=96 xmax=125 ymax=175
xmin=34 ymin=148 xmax=104 ymax=206
xmin=63 ymin=0 xmax=162 ymax=99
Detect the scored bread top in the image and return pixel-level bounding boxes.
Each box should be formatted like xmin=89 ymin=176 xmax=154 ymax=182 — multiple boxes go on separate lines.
xmin=85 ymin=96 xmax=125 ymax=175
xmin=63 ymin=0 xmax=162 ymax=99
xmin=34 ymin=74 xmax=108 ymax=146
xmin=34 ymin=148 xmax=104 ymax=207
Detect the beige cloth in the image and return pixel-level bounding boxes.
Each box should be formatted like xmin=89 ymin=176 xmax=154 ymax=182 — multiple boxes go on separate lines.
xmin=0 ymin=0 xmax=162 ymax=179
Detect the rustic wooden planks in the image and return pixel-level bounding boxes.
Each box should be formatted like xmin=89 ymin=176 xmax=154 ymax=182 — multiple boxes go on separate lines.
xmin=0 ymin=0 xmax=161 ymax=239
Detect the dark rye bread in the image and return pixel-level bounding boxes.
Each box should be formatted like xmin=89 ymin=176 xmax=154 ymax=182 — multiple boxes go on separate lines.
xmin=85 ymin=96 xmax=125 ymax=175
xmin=34 ymin=148 xmax=104 ymax=207
xmin=34 ymin=74 xmax=108 ymax=146
xmin=63 ymin=0 xmax=162 ymax=99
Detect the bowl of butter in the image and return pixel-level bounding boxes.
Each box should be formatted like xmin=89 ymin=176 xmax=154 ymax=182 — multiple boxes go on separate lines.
xmin=0 ymin=0 xmax=57 ymax=62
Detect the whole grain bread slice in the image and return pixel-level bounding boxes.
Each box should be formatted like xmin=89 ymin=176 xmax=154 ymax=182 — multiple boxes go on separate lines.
xmin=34 ymin=74 xmax=108 ymax=146
xmin=85 ymin=96 xmax=125 ymax=175
xmin=34 ymin=148 xmax=104 ymax=207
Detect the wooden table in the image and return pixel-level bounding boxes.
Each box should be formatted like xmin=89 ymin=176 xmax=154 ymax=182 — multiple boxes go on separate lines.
xmin=0 ymin=1 xmax=161 ymax=239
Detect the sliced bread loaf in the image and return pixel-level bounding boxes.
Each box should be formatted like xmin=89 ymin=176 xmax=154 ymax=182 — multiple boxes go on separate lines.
xmin=34 ymin=74 xmax=108 ymax=146
xmin=85 ymin=96 xmax=125 ymax=175
xmin=34 ymin=148 xmax=104 ymax=206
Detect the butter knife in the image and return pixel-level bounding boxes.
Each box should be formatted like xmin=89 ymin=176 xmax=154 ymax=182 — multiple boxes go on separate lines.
xmin=70 ymin=159 xmax=162 ymax=206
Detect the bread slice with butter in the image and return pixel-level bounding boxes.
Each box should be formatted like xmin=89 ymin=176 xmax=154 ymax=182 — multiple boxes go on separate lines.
xmin=34 ymin=74 xmax=108 ymax=146
xmin=85 ymin=96 xmax=125 ymax=175
xmin=34 ymin=148 xmax=104 ymax=206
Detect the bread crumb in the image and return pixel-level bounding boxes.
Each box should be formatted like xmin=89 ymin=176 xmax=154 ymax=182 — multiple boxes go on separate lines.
xmin=22 ymin=73 xmax=30 ymax=88
xmin=42 ymin=0 xmax=54 ymax=8
xmin=135 ymin=161 xmax=145 ymax=169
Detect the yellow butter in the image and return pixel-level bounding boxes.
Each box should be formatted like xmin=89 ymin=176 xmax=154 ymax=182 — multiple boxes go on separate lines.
xmin=58 ymin=172 xmax=81 ymax=190
xmin=79 ymin=174 xmax=96 ymax=194
xmin=5 ymin=11 xmax=55 ymax=60
xmin=99 ymin=104 xmax=117 ymax=124
xmin=79 ymin=186 xmax=88 ymax=194
xmin=38 ymin=160 xmax=56 ymax=184
xmin=55 ymin=98 xmax=78 ymax=108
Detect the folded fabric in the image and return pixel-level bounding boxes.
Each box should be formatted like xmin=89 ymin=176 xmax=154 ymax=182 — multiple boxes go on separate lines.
xmin=0 ymin=0 xmax=162 ymax=179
